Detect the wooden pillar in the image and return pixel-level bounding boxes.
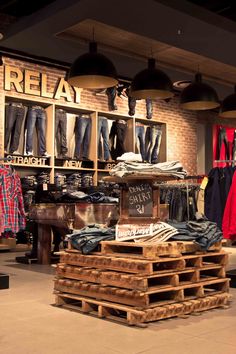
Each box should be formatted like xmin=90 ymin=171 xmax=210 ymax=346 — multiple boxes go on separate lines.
xmin=37 ymin=224 xmax=52 ymax=264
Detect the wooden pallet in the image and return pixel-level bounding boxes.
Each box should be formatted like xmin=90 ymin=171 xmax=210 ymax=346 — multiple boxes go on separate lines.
xmin=54 ymin=277 xmax=230 ymax=308
xmin=56 ymin=264 xmax=226 ymax=291
xmin=54 ymin=292 xmax=232 ymax=326
xmin=59 ymin=251 xmax=228 ymax=275
xmin=100 ymin=240 xmax=223 ymax=259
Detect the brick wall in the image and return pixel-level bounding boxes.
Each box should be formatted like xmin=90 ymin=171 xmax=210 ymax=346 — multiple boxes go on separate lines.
xmin=1 ymin=56 xmax=199 ymax=175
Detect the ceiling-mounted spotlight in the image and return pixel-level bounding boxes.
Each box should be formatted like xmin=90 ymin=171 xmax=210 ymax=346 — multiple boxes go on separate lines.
xmin=67 ymin=41 xmax=118 ymax=89
xmin=180 ymin=73 xmax=220 ymax=110
xmin=130 ymin=58 xmax=173 ymax=99
xmin=220 ymin=85 xmax=236 ymax=118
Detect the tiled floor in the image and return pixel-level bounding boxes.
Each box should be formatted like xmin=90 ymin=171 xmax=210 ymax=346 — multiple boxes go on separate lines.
xmin=0 ymin=247 xmax=235 ymax=354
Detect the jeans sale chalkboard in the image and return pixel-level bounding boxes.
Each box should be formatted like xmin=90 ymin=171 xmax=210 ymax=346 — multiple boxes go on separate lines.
xmin=128 ymin=183 xmax=153 ymax=217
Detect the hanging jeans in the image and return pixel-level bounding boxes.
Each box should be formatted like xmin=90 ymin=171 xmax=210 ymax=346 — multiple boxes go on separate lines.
xmin=98 ymin=116 xmax=111 ymax=161
xmin=26 ymin=106 xmax=47 ymax=156
xmin=128 ymin=95 xmax=153 ymax=119
xmin=5 ymin=103 xmax=26 ymax=153
xmin=217 ymin=126 xmax=230 ymax=160
xmin=135 ymin=124 xmax=145 ymax=160
xmin=106 ymin=87 xmax=117 ymax=111
xmin=55 ymin=108 xmax=68 ymax=156
xmin=109 ymin=120 xmax=127 ymax=160
xmin=74 ymin=115 xmax=92 ymax=159
xmin=145 ymin=125 xmax=162 ymax=163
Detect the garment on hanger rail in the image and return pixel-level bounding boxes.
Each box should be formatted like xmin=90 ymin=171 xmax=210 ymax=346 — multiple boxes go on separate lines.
xmin=0 ymin=165 xmax=26 ymax=235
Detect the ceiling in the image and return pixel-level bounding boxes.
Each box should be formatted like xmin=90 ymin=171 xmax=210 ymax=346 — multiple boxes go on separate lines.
xmin=1 ymin=0 xmax=236 ymax=99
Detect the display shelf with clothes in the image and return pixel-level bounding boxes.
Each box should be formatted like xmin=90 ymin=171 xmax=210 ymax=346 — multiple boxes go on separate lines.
xmin=4 ymin=97 xmax=53 ymax=159
xmin=134 ymin=119 xmax=166 ymax=163
xmin=54 ymin=106 xmax=96 ymax=164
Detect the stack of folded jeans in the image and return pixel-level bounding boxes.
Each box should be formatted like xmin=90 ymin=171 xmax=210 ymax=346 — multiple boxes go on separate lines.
xmin=23 ymin=190 xmax=36 ymax=212
xmin=110 ymin=161 xmax=187 ymax=179
xmin=67 ymin=173 xmax=82 ymax=189
xmin=67 ymin=224 xmax=115 ymax=254
xmin=81 ymin=173 xmax=93 ymax=187
xmin=21 ymin=175 xmax=38 ymax=190
xmin=37 ymin=172 xmax=50 ymax=184
xmin=167 ymin=215 xmax=222 ymax=250
xmin=54 ymin=173 xmax=67 ymax=188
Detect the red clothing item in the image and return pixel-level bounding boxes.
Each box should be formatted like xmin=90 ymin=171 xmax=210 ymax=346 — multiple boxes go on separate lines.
xmin=222 ymin=172 xmax=236 ymax=240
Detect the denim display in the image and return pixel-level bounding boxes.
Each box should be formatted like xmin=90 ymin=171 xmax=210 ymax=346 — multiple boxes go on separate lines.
xmin=55 ymin=108 xmax=68 ymax=156
xmin=26 ymin=105 xmax=47 ymax=156
xmin=109 ymin=120 xmax=127 ymax=160
xmin=74 ymin=114 xmax=92 ymax=159
xmin=205 ymin=167 xmax=236 ymax=229
xmin=68 ymin=224 xmax=115 ymax=254
xmin=160 ymin=185 xmax=199 ymax=222
xmin=98 ymin=116 xmax=111 ymax=161
xmin=168 ymin=217 xmax=223 ymax=251
xmin=106 ymin=87 xmax=117 ymax=111
xmin=127 ymin=93 xmax=153 ymax=119
xmin=5 ymin=102 xmax=26 ymax=153
xmin=145 ymin=125 xmax=162 ymax=163
xmin=217 ymin=126 xmax=230 ymax=160
xmin=135 ymin=124 xmax=145 ymax=161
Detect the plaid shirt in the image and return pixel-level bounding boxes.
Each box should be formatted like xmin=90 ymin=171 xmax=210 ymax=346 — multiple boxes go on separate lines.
xmin=0 ymin=165 xmax=26 ymax=234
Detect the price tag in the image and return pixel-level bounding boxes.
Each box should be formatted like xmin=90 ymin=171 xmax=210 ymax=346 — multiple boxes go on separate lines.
xmin=200 ymin=177 xmax=208 ymax=190
xmin=43 ymin=183 xmax=48 ymax=191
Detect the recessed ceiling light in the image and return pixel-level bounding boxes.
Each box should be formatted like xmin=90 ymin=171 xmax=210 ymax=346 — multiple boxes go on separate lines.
xmin=173 ymin=80 xmax=192 ymax=91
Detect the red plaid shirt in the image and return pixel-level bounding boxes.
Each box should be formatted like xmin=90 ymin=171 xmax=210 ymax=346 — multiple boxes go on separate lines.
xmin=0 ymin=165 xmax=26 ymax=234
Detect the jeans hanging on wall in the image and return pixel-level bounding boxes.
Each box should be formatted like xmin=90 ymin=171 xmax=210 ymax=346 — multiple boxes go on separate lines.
xmin=109 ymin=120 xmax=127 ymax=160
xmin=5 ymin=102 xmax=26 ymax=154
xmin=128 ymin=95 xmax=153 ymax=119
xmin=106 ymin=87 xmax=117 ymax=111
xmin=74 ymin=114 xmax=92 ymax=159
xmin=217 ymin=126 xmax=230 ymax=160
xmin=135 ymin=124 xmax=145 ymax=160
xmin=26 ymin=105 xmax=47 ymax=156
xmin=98 ymin=116 xmax=111 ymax=161
xmin=55 ymin=108 xmax=68 ymax=156
xmin=145 ymin=125 xmax=162 ymax=163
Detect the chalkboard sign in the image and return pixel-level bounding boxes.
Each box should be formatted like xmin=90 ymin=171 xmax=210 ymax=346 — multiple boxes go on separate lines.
xmin=128 ymin=183 xmax=153 ymax=217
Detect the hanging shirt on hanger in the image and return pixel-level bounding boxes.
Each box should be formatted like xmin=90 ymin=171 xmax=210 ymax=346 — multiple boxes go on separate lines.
xmin=0 ymin=165 xmax=26 ymax=235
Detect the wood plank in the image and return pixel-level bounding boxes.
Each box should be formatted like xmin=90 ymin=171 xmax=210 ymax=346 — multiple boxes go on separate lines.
xmin=60 ymin=253 xmax=186 ymax=275
xmin=54 ymin=292 xmax=232 ymax=325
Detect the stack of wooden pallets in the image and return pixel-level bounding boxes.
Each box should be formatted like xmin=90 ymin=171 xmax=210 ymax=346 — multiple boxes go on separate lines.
xmin=54 ymin=240 xmax=231 ymax=326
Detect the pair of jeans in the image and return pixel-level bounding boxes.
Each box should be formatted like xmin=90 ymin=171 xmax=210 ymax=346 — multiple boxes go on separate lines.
xmin=98 ymin=116 xmax=111 ymax=160
xmin=5 ymin=103 xmax=26 ymax=153
xmin=145 ymin=125 xmax=162 ymax=163
xmin=74 ymin=115 xmax=91 ymax=159
xmin=55 ymin=109 xmax=68 ymax=155
xmin=106 ymin=87 xmax=117 ymax=111
xmin=135 ymin=125 xmax=145 ymax=160
xmin=128 ymin=95 xmax=153 ymax=119
xmin=217 ymin=127 xmax=230 ymax=160
xmin=109 ymin=120 xmax=127 ymax=160
xmin=26 ymin=106 xmax=47 ymax=155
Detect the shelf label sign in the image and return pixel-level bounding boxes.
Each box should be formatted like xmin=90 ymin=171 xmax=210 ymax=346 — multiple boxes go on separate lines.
xmin=4 ymin=65 xmax=82 ymax=103
xmin=128 ymin=183 xmax=153 ymax=217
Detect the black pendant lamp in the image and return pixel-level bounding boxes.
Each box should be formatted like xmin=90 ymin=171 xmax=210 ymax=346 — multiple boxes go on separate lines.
xmin=220 ymin=85 xmax=236 ymax=118
xmin=67 ymin=42 xmax=118 ymax=89
xmin=180 ymin=73 xmax=220 ymax=110
xmin=130 ymin=58 xmax=173 ymax=99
